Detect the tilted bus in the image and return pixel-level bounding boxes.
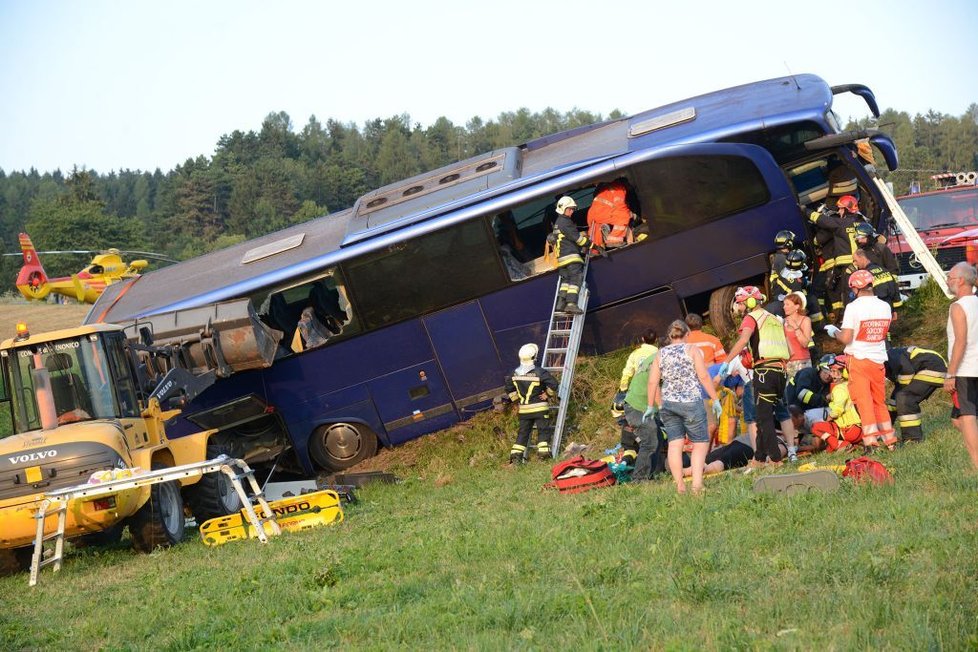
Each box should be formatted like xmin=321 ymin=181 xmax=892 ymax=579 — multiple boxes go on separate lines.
xmin=83 ymin=74 xmax=899 ymax=486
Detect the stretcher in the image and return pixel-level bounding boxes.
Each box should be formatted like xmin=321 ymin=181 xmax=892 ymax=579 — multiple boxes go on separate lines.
xmin=199 ymin=489 xmax=343 ymax=546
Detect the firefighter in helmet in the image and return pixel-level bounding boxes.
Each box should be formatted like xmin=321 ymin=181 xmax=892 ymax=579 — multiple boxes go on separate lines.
xmin=506 ymin=343 xmax=559 ymax=463
xmin=550 ymin=196 xmax=604 ymax=315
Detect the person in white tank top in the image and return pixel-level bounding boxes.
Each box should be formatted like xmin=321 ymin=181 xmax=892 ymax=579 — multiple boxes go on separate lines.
xmin=945 ymin=262 xmax=978 ymax=470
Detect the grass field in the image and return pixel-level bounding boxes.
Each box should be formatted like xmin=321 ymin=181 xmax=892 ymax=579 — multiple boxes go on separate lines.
xmin=0 ymin=297 xmax=91 ymax=334
xmin=0 ymin=284 xmax=976 ymax=649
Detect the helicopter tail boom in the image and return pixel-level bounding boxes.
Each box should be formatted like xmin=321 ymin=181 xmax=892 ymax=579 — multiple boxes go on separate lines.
xmin=15 ymin=233 xmax=51 ymax=300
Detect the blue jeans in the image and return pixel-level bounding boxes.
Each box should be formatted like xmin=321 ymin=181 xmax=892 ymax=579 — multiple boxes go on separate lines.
xmin=660 ymin=399 xmax=709 ymax=443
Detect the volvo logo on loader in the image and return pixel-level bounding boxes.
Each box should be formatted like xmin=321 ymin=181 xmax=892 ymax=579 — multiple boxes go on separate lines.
xmin=8 ymin=449 xmax=58 ymax=465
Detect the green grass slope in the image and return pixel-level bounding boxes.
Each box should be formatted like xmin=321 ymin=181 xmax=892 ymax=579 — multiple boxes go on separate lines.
xmin=1 ymin=280 xmax=976 ymax=649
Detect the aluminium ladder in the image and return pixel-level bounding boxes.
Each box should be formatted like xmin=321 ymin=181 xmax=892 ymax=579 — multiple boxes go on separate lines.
xmin=872 ymin=176 xmax=952 ymax=298
xmin=29 ymin=455 xmax=281 ymax=586
xmin=541 ymin=257 xmax=592 ymax=458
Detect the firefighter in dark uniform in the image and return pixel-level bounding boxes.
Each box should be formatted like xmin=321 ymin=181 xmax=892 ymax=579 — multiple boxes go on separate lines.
xmin=807 ymin=166 xmax=859 ymax=322
xmin=769 ymin=248 xmax=812 ymax=315
xmin=551 ymin=196 xmax=603 ymax=315
xmin=847 ymin=248 xmax=902 ymax=312
xmin=506 ymin=343 xmax=559 ymax=463
xmin=884 ymin=346 xmax=947 ymax=442
xmin=808 ymin=191 xmax=860 ymax=319
xmin=854 ymin=222 xmax=899 ymax=276
xmin=785 ymin=353 xmax=834 ymax=410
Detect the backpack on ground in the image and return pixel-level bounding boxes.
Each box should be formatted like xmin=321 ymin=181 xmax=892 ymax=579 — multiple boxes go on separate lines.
xmin=545 ymin=456 xmax=616 ymax=494
xmin=842 ymin=456 xmax=894 ymax=485
xmin=751 ymin=309 xmax=790 ymax=361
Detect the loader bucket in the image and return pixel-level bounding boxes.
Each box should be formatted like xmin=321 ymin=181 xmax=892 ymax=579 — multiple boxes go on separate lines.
xmin=133 ymin=299 xmax=282 ymax=378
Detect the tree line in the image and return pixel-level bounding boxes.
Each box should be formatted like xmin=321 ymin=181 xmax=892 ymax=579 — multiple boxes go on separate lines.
xmin=0 ymin=103 xmax=975 ymax=284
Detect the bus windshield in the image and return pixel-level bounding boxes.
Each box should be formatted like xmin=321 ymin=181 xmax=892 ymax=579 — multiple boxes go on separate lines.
xmin=7 ymin=335 xmax=117 ymax=433
xmin=897 ymin=187 xmax=978 ymax=231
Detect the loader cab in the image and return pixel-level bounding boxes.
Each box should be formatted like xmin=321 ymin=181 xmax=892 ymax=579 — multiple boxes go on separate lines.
xmin=0 ymin=326 xmax=141 ymax=435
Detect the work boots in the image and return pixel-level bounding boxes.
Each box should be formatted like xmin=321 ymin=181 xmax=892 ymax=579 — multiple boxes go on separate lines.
xmin=554 ymin=297 xmax=567 ymax=313
xmin=564 ymin=302 xmax=583 ymax=315
xmin=536 ymin=442 xmax=551 ymax=460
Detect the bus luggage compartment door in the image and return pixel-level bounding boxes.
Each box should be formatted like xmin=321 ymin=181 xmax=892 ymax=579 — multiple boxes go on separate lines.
xmin=422 ymin=301 xmax=506 ymax=415
xmin=367 ymin=361 xmax=457 ymax=446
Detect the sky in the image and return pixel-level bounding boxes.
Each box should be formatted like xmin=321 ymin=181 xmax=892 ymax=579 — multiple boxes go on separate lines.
xmin=1 ymin=0 xmax=976 ymax=174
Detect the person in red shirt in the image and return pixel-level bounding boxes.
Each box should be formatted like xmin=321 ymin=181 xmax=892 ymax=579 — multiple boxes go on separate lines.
xmin=685 ymin=313 xmax=726 ymax=365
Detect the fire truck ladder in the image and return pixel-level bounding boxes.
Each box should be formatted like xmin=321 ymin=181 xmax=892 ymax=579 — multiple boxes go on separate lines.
xmin=541 ymin=258 xmax=592 ymax=458
xmin=29 ymin=455 xmax=281 ymax=587
xmin=872 ymin=176 xmax=952 ymax=298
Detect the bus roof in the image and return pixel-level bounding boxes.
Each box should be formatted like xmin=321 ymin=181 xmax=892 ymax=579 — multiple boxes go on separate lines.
xmin=91 ymin=74 xmax=835 ymax=324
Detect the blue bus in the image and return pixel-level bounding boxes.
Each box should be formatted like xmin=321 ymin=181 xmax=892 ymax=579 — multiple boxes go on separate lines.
xmin=89 ymin=74 xmax=899 ymax=479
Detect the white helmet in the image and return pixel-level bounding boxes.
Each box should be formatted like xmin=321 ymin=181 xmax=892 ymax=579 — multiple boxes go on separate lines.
xmin=518 ymin=343 xmax=538 ymax=362
xmin=555 ymin=196 xmax=577 ymax=214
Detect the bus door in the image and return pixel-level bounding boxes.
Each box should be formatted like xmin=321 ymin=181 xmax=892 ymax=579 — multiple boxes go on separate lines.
xmin=422 ymin=300 xmax=506 ymax=416
xmin=364 ymin=322 xmax=458 ymax=446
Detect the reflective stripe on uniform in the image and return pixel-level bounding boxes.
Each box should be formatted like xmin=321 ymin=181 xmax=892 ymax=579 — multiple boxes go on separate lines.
xmin=913 ymin=370 xmax=946 ymax=384
xmin=897 ymin=413 xmax=922 ymax=427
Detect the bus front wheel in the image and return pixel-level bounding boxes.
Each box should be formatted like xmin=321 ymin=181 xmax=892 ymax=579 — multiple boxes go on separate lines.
xmin=309 ymin=422 xmax=378 ymax=471
xmin=708 ymin=285 xmax=738 ymax=339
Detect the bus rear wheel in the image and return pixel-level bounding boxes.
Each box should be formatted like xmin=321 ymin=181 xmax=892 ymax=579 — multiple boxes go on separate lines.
xmin=309 ymin=422 xmax=378 ymax=471
xmin=708 ymin=285 xmax=738 ymax=339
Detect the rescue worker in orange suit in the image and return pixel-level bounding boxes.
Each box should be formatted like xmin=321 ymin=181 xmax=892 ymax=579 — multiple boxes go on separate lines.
xmin=884 ymin=346 xmax=947 ymax=442
xmin=586 ymin=178 xmax=642 ymax=249
xmin=824 ymin=269 xmax=896 ymax=448
xmin=809 ymin=189 xmax=861 ymax=320
xmin=811 ymin=357 xmax=863 ymax=452
xmin=854 ymin=222 xmax=899 ymax=276
xmin=506 ymin=343 xmax=559 ymax=463
xmin=551 ymin=195 xmax=604 ymax=315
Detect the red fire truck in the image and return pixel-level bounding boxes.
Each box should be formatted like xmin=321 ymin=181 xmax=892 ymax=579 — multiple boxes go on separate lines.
xmin=889 ymin=172 xmax=978 ymax=290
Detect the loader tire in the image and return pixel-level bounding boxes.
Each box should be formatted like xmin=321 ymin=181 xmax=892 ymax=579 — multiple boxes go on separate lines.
xmin=0 ymin=547 xmax=32 ymax=577
xmin=185 ymin=443 xmax=244 ymax=523
xmin=73 ymin=523 xmax=125 ymax=549
xmin=129 ymin=464 xmax=185 ymax=553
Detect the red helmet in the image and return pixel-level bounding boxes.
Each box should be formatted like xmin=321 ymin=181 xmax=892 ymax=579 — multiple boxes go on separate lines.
xmin=734 ymin=285 xmax=766 ymax=305
xmin=837 ymin=195 xmax=860 ymax=214
xmin=848 ymin=269 xmax=874 ymax=290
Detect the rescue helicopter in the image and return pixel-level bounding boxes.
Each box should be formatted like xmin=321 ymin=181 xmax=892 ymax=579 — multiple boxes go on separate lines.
xmin=4 ymin=233 xmax=175 ymax=304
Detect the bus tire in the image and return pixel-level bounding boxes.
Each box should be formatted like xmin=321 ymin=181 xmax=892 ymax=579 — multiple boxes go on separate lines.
xmin=185 ymin=443 xmax=244 ymax=523
xmin=708 ymin=285 xmax=738 ymax=339
xmin=309 ymin=422 xmax=378 ymax=471
xmin=129 ymin=465 xmax=185 ymax=553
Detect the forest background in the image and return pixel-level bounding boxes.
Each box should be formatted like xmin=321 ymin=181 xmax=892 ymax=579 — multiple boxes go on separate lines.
xmin=1 ymin=103 xmax=976 ymax=281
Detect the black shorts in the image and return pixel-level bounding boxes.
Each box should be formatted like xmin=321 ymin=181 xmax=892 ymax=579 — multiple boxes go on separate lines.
xmin=705 ymin=440 xmax=753 ymax=470
xmin=953 ymin=376 xmax=978 ymax=418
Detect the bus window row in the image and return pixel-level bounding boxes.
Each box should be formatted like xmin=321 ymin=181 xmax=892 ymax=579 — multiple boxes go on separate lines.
xmin=251 ymin=153 xmax=774 ymax=356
